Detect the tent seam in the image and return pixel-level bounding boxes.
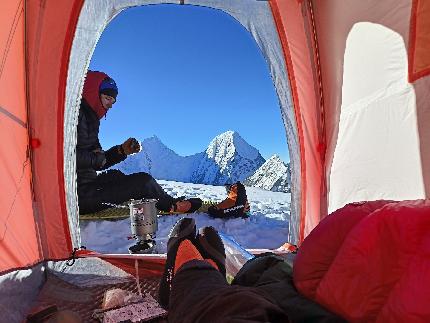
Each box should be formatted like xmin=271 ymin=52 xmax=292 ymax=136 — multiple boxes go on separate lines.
xmin=307 ymin=0 xmax=327 ymax=218
xmin=0 ymin=0 xmax=23 ymax=79
xmin=24 ymin=0 xmax=45 ymax=266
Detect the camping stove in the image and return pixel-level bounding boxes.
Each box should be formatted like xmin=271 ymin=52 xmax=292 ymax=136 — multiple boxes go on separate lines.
xmin=128 ymin=199 xmax=158 ymax=254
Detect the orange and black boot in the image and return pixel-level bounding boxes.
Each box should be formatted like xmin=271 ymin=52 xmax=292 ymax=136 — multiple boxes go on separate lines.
xmin=208 ymin=182 xmax=250 ymax=218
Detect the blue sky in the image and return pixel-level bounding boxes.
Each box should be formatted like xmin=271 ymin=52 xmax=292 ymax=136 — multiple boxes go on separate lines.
xmin=90 ymin=4 xmax=290 ymax=162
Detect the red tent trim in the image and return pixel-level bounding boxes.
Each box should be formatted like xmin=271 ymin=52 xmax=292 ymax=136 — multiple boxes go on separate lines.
xmin=408 ymin=0 xmax=430 ymax=82
xmin=307 ymin=0 xmax=328 ymax=219
xmin=0 ymin=105 xmax=27 ymax=127
xmin=269 ymin=0 xmax=307 ymax=243
xmin=56 ymin=0 xmax=85 ymax=253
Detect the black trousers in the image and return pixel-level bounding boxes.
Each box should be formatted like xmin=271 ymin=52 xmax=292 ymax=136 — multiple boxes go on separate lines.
xmin=168 ymin=255 xmax=346 ymax=323
xmin=78 ymin=170 xmax=174 ymax=214
xmin=168 ymin=260 xmax=288 ymax=323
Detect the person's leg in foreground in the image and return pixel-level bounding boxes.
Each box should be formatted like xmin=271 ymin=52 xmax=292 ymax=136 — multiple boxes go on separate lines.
xmin=158 ymin=218 xmax=288 ymax=323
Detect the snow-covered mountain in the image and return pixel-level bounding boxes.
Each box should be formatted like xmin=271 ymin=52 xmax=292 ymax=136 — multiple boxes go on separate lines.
xmin=113 ymin=136 xmax=202 ymax=182
xmin=113 ymin=131 xmax=290 ymax=191
xmin=190 ymin=131 xmax=265 ymax=185
xmin=244 ymin=155 xmax=291 ymax=193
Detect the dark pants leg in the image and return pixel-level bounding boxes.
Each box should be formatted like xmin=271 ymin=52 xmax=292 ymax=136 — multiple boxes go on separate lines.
xmin=168 ymin=260 xmax=288 ymax=323
xmin=232 ymin=254 xmax=347 ymax=323
xmin=78 ymin=170 xmax=174 ymax=214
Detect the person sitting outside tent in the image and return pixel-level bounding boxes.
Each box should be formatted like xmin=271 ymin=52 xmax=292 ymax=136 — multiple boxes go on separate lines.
xmin=77 ymin=70 xmax=202 ymax=215
xmin=158 ymin=218 xmax=345 ymax=323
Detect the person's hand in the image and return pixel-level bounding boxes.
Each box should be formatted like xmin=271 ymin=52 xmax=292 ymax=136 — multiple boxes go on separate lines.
xmin=92 ymin=149 xmax=106 ymax=169
xmin=121 ymin=138 xmax=140 ymax=155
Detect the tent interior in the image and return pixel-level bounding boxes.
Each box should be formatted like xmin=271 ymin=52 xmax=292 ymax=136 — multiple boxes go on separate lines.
xmin=1 ymin=0 xmax=429 ymax=321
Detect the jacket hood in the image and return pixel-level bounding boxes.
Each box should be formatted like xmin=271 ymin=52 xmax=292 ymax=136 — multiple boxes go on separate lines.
xmin=82 ymin=71 xmax=110 ymax=119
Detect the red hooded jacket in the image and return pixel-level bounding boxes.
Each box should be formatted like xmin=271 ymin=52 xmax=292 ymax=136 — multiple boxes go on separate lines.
xmin=82 ymin=71 xmax=110 ymax=119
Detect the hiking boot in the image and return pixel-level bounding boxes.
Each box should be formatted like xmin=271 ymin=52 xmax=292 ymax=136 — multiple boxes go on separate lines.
xmin=208 ymin=182 xmax=249 ymax=218
xmin=225 ymin=184 xmax=250 ymax=213
xmin=158 ymin=217 xmax=196 ymax=308
xmin=195 ymin=226 xmax=226 ymax=277
xmin=171 ymin=198 xmax=203 ymax=213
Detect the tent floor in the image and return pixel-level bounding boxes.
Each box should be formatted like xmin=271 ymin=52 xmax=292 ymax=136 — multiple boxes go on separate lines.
xmin=31 ymin=272 xmax=167 ymax=322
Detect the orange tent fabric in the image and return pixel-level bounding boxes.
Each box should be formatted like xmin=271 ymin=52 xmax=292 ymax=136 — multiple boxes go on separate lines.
xmin=0 ymin=0 xmax=39 ymax=272
xmin=0 ymin=1 xmax=84 ymax=273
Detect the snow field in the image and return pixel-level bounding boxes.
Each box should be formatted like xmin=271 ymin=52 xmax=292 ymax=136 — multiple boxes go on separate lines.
xmin=80 ymin=180 xmax=291 ymax=254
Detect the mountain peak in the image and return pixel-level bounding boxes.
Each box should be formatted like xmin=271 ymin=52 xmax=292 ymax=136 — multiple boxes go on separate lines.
xmin=268 ymin=154 xmax=280 ymax=161
xmin=207 ymin=130 xmax=260 ymax=160
xmin=218 ymin=130 xmax=237 ymax=139
xmin=144 ymin=135 xmax=162 ymax=143
xmin=190 ymin=130 xmax=265 ymax=185
xmin=244 ymin=154 xmax=290 ymax=193
xmin=211 ymin=130 xmax=241 ymax=146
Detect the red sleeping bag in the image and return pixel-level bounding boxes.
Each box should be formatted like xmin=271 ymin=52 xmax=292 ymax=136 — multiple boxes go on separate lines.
xmin=293 ymin=199 xmax=430 ymax=322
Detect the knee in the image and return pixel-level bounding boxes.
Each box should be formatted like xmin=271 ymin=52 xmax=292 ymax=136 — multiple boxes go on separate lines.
xmin=107 ymin=169 xmax=124 ymax=176
xmin=134 ymin=172 xmax=155 ymax=183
